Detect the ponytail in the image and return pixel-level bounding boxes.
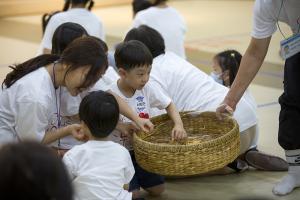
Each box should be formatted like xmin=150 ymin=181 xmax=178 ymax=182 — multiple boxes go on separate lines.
xmin=2 ymin=55 xmax=60 ymax=89
xmin=41 ymin=0 xmax=70 ymax=34
xmin=87 ymin=0 xmax=94 ymax=10
xmin=63 ymin=0 xmax=71 ymax=11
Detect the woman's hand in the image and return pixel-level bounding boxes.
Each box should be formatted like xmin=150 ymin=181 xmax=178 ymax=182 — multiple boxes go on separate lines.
xmin=216 ymin=102 xmax=234 ymax=120
xmin=66 ymin=124 xmax=88 ymax=141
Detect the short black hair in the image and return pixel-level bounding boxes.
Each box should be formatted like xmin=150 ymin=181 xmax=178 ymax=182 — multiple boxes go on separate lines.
xmin=132 ymin=0 xmax=151 ymax=16
xmin=114 ymin=40 xmax=153 ymax=71
xmin=79 ymin=91 xmax=119 ymax=138
xmin=52 ymin=22 xmax=88 ymax=55
xmin=124 ymin=25 xmax=165 ymax=58
xmin=0 ymin=142 xmax=72 ymax=200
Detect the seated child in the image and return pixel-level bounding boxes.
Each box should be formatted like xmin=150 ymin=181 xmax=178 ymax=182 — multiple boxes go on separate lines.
xmin=62 ymin=91 xmax=135 ymax=200
xmin=109 ymin=40 xmax=187 ymax=198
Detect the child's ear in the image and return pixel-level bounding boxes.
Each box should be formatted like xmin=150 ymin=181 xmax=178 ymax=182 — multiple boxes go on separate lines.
xmin=118 ymin=68 xmax=127 ymax=78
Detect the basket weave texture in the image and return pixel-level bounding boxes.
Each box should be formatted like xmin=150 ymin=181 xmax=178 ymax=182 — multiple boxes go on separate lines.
xmin=133 ymin=111 xmax=240 ymax=176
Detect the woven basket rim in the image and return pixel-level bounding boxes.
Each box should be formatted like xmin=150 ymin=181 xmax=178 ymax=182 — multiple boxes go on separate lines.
xmin=134 ymin=111 xmax=239 ymax=151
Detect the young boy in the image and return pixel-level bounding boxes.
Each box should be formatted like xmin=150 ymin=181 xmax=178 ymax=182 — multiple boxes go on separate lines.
xmin=110 ymin=40 xmax=187 ymax=198
xmin=62 ymin=91 xmax=135 ymax=200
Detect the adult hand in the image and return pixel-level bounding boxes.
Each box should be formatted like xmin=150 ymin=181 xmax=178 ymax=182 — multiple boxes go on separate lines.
xmin=117 ymin=122 xmax=138 ymax=138
xmin=216 ymin=102 xmax=234 ymax=120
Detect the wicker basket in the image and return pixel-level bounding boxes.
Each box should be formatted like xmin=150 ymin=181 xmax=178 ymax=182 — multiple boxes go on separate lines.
xmin=133 ymin=111 xmax=240 ymax=176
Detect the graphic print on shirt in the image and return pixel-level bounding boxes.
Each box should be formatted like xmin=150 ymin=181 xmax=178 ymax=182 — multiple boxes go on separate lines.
xmin=136 ymin=96 xmax=149 ymax=119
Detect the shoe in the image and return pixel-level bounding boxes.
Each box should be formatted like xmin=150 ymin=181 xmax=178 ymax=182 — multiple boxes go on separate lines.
xmin=227 ymin=158 xmax=249 ymax=172
xmin=245 ymin=150 xmax=288 ymax=171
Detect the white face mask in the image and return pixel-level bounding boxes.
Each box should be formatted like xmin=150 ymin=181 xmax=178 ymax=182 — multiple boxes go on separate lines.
xmin=210 ymin=71 xmax=223 ymax=85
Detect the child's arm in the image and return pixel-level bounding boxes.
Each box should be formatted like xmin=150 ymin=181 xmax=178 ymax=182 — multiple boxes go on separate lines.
xmin=165 ymin=102 xmax=187 ymax=140
xmin=108 ymin=90 xmax=154 ymax=133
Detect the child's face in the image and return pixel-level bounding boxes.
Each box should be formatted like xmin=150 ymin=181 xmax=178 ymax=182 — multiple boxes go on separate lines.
xmin=120 ymin=65 xmax=152 ymax=90
xmin=212 ymin=58 xmax=223 ymax=75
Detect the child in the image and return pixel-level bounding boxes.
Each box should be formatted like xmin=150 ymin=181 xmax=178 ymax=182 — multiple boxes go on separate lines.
xmin=110 ymin=40 xmax=186 ymax=198
xmin=0 ymin=141 xmax=73 ymax=200
xmin=40 ymin=0 xmax=104 ymax=54
xmin=132 ymin=0 xmax=186 ymax=59
xmin=211 ymin=50 xmax=256 ymax=111
xmin=63 ymin=91 xmax=135 ymax=200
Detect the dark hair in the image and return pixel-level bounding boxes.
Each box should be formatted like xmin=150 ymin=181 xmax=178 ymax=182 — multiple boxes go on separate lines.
xmin=64 ymin=0 xmax=94 ymax=11
xmin=152 ymin=0 xmax=168 ymax=6
xmin=132 ymin=0 xmax=151 ymax=16
xmin=124 ymin=25 xmax=165 ymax=58
xmin=0 ymin=141 xmax=73 ymax=200
xmin=42 ymin=0 xmax=94 ymax=34
xmin=79 ymin=91 xmax=119 ymax=138
xmin=3 ymin=36 xmax=108 ymax=90
xmin=52 ymin=22 xmax=88 ymax=55
xmin=114 ymin=40 xmax=153 ymax=71
xmin=214 ymin=50 xmax=242 ymax=87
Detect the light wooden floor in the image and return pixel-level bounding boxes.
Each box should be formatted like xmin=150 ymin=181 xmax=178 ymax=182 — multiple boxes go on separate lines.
xmin=0 ymin=1 xmax=298 ymax=199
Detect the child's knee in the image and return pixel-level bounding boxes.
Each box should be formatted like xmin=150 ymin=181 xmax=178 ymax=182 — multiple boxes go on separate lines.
xmin=145 ymin=184 xmax=165 ymax=196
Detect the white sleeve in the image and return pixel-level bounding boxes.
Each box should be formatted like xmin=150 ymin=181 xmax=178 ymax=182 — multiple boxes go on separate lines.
xmin=124 ymin=151 xmax=135 ymax=184
xmin=40 ymin=16 xmax=61 ymax=50
xmin=15 ymin=101 xmax=49 ymax=142
xmin=146 ymin=82 xmax=171 ymax=110
xmin=251 ymin=0 xmax=277 ymax=39
xmin=63 ymin=151 xmax=77 ymax=180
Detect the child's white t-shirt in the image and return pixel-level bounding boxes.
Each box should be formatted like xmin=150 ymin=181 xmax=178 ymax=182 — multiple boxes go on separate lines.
xmin=133 ymin=6 xmax=186 ymax=59
xmin=0 ymin=68 xmax=56 ymax=144
xmin=149 ymin=52 xmax=257 ymax=132
xmin=252 ymin=0 xmax=300 ymax=39
xmin=39 ymin=8 xmax=105 ymax=53
xmin=108 ymin=81 xmax=171 ymax=149
xmin=63 ymin=140 xmax=134 ymax=200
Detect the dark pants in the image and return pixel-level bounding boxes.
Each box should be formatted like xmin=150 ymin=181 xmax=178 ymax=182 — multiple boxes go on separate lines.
xmin=278 ymin=51 xmax=300 ymax=150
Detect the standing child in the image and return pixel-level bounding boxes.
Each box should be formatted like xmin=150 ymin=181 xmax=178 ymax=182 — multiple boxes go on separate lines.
xmin=110 ymin=40 xmax=187 ymax=198
xmin=63 ymin=91 xmax=135 ymax=200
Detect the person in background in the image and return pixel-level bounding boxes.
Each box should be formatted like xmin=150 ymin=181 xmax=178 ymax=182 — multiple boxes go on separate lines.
xmin=132 ymin=0 xmax=186 ymax=59
xmin=40 ymin=0 xmax=104 ymax=54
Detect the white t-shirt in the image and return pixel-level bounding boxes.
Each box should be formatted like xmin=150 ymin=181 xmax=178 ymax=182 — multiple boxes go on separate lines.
xmin=0 ymin=68 xmax=56 ymax=144
xmin=39 ymin=8 xmax=105 ymax=53
xmin=133 ymin=6 xmax=186 ymax=58
xmin=57 ymin=66 xmax=119 ymax=149
xmin=108 ymin=80 xmax=171 ymax=149
xmin=149 ymin=52 xmax=257 ymax=132
xmin=252 ymin=0 xmax=300 ymax=39
xmin=63 ymin=140 xmax=134 ymax=200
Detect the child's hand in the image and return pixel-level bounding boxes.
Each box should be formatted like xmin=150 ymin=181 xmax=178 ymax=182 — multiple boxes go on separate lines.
xmin=171 ymin=124 xmax=187 ymax=141
xmin=134 ymin=118 xmax=154 ymax=133
xmin=117 ymin=122 xmax=138 ymax=138
xmin=67 ymin=124 xmax=88 ymax=141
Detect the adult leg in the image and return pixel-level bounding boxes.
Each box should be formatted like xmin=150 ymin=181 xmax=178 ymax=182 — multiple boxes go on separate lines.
xmin=273 ymin=52 xmax=300 ymax=195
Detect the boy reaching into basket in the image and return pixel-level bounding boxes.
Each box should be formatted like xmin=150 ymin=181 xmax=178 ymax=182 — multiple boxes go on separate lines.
xmin=109 ymin=40 xmax=187 ymax=199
